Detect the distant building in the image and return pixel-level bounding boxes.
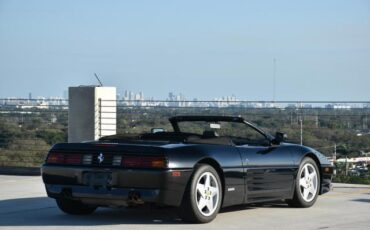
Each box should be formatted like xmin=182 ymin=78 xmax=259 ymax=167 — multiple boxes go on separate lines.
xmin=139 ymin=92 xmax=144 ymax=100
xmin=63 ymin=90 xmax=68 ymax=99
xmin=326 ymin=104 xmax=352 ymax=110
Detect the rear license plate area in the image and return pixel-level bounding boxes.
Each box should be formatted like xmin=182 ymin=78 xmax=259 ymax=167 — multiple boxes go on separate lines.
xmin=82 ymin=172 xmax=112 ymax=188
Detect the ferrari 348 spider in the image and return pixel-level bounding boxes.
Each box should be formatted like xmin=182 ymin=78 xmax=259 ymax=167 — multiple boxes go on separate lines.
xmin=42 ymin=116 xmax=333 ymax=223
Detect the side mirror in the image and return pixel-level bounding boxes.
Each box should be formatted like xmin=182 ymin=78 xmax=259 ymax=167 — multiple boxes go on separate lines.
xmin=151 ymin=128 xmax=165 ymax=133
xmin=272 ymin=132 xmax=287 ymax=145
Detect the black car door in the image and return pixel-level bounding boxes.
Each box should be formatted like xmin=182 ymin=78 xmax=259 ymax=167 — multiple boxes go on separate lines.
xmin=232 ymin=125 xmax=295 ymax=203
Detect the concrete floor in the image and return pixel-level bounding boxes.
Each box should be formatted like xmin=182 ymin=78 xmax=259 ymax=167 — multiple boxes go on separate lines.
xmin=0 ymin=175 xmax=369 ymax=230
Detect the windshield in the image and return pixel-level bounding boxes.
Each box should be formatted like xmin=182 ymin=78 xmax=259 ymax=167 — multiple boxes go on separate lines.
xmin=177 ymin=121 xmax=268 ymax=145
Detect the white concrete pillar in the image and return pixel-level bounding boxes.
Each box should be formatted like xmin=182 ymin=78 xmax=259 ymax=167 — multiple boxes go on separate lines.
xmin=68 ymin=86 xmax=116 ymax=142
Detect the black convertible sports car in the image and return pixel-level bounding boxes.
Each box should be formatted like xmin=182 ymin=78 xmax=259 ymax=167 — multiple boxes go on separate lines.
xmin=42 ymin=115 xmax=333 ymax=223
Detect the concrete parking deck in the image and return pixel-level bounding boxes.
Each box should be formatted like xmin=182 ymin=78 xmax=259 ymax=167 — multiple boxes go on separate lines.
xmin=0 ymin=175 xmax=369 ymax=230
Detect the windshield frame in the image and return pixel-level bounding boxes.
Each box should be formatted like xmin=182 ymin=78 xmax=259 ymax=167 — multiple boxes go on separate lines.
xmin=169 ymin=116 xmax=273 ymax=141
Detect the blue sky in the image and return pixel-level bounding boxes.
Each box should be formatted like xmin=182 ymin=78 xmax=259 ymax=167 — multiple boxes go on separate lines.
xmin=0 ymin=0 xmax=369 ymax=100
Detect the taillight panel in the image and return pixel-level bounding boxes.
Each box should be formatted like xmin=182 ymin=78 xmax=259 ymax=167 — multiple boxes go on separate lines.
xmin=65 ymin=154 xmax=82 ymax=164
xmin=47 ymin=153 xmax=82 ymax=165
xmin=46 ymin=153 xmax=65 ymax=164
xmin=46 ymin=152 xmax=167 ymax=169
xmin=82 ymin=154 xmax=93 ymax=165
xmin=122 ymin=156 xmax=167 ymax=169
xmin=112 ymin=155 xmax=122 ymax=166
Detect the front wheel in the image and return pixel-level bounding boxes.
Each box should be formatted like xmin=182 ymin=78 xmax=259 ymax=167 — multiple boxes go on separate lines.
xmin=286 ymin=157 xmax=320 ymax=207
xmin=56 ymin=198 xmax=97 ymax=215
xmin=179 ymin=164 xmax=222 ymax=223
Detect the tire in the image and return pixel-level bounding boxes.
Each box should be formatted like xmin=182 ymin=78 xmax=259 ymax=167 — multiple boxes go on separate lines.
xmin=179 ymin=164 xmax=222 ymax=223
xmin=56 ymin=198 xmax=97 ymax=215
xmin=286 ymin=157 xmax=320 ymax=208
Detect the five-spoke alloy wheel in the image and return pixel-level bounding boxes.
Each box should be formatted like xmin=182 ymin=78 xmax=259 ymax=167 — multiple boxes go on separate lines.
xmin=179 ymin=164 xmax=222 ymax=223
xmin=299 ymin=163 xmax=318 ymax=202
xmin=286 ymin=157 xmax=320 ymax=207
xmin=195 ymin=172 xmax=220 ymax=216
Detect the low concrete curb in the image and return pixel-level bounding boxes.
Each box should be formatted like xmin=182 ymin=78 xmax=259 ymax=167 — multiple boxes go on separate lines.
xmin=332 ymin=182 xmax=370 ymax=188
xmin=0 ymin=166 xmax=41 ymax=176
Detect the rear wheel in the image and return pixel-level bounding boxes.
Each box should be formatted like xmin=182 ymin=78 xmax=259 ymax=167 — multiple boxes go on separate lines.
xmin=179 ymin=164 xmax=222 ymax=223
xmin=286 ymin=157 xmax=320 ymax=207
xmin=56 ymin=198 xmax=97 ymax=215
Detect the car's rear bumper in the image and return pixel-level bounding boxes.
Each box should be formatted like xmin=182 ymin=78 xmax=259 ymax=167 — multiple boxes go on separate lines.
xmin=45 ymin=184 xmax=161 ymax=206
xmin=42 ymin=165 xmax=192 ymax=207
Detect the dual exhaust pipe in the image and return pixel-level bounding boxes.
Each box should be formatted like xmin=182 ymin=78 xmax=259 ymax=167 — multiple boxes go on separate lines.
xmin=127 ymin=191 xmax=144 ymax=205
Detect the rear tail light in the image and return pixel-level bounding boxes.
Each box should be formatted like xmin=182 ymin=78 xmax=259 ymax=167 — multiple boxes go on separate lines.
xmin=46 ymin=153 xmax=82 ymax=165
xmin=65 ymin=154 xmax=82 ymax=164
xmin=122 ymin=156 xmax=167 ymax=169
xmin=46 ymin=153 xmax=64 ymax=164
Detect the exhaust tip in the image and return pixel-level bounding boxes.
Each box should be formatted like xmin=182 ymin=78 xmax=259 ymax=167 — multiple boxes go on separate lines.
xmin=127 ymin=191 xmax=144 ymax=205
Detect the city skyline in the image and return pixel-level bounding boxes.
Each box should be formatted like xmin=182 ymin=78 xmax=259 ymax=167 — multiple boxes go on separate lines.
xmin=1 ymin=89 xmax=244 ymax=101
xmin=3 ymin=88 xmax=370 ymax=103
xmin=1 ymin=89 xmax=369 ymax=110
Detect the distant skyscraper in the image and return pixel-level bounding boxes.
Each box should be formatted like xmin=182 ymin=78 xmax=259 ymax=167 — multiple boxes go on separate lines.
xmin=29 ymin=92 xmax=32 ymax=100
xmin=139 ymin=91 xmax=144 ymax=100
xmin=168 ymin=92 xmax=175 ymax=101
xmin=63 ymin=90 xmax=68 ymax=99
